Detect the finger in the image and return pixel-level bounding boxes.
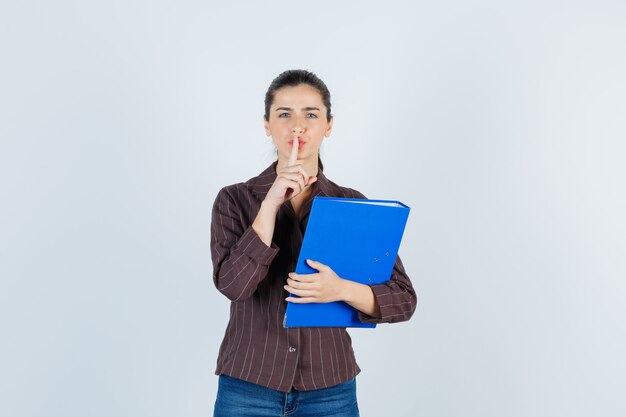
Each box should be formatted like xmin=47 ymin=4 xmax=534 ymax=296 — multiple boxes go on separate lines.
xmin=285 ymin=179 xmax=302 ymax=196
xmin=287 ymin=279 xmax=316 ymax=291
xmin=288 ymin=272 xmax=316 ymax=283
xmin=279 ymin=172 xmax=306 ymax=189
xmin=286 ymin=179 xmax=305 ymax=198
xmin=288 ymin=136 xmax=299 ymax=166
xmin=278 ymin=175 xmax=304 ymax=195
xmin=287 ymin=278 xmax=309 ymax=290
xmin=286 ymin=296 xmax=317 ymax=304
xmin=284 ymin=285 xmax=314 ymax=298
xmin=280 ymin=165 xmax=309 ymax=184
xmin=306 ymin=259 xmax=330 ymax=272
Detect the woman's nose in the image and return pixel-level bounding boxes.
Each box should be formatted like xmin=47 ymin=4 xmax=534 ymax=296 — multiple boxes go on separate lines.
xmin=291 ymin=117 xmax=305 ymax=134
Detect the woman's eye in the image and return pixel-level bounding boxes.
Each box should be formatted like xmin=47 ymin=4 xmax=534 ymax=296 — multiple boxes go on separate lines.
xmin=277 ymin=112 xmax=317 ymax=119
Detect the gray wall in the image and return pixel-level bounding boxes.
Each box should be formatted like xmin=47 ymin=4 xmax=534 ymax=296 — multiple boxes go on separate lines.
xmin=1 ymin=1 xmax=625 ymax=416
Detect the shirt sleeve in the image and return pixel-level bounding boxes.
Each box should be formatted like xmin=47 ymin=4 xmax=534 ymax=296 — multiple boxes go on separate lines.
xmin=210 ymin=186 xmax=279 ymax=302
xmin=358 ymin=254 xmax=417 ymax=324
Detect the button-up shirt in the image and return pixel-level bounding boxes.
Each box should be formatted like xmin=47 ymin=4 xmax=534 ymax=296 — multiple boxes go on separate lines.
xmin=210 ymin=162 xmax=417 ymax=392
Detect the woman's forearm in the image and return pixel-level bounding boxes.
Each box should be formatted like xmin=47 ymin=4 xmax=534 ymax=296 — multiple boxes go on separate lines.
xmin=342 ymin=280 xmax=381 ymax=318
xmin=252 ymin=200 xmax=279 ymax=246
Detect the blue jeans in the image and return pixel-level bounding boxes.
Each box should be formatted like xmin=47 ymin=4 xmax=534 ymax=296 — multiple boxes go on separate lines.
xmin=213 ymin=375 xmax=360 ymax=417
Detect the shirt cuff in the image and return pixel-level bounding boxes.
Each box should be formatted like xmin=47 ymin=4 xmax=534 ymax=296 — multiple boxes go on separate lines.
xmin=357 ymin=283 xmax=394 ymax=324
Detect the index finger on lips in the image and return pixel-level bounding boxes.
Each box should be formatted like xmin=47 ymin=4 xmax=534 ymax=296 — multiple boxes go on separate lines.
xmin=288 ymin=135 xmax=298 ymax=167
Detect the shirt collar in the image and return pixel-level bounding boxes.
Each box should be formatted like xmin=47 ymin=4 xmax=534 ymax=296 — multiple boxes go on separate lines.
xmin=247 ymin=161 xmax=334 ymax=201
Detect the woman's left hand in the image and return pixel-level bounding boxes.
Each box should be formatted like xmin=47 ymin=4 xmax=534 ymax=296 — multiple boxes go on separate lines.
xmin=284 ymin=259 xmax=347 ymax=303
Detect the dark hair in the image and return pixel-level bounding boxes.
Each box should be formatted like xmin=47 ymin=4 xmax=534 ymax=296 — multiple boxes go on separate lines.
xmin=264 ymin=69 xmax=332 ymax=171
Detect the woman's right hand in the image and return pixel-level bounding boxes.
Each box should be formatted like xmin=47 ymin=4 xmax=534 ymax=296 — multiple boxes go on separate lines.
xmin=253 ymin=137 xmax=316 ymax=246
xmin=264 ymin=137 xmax=317 ymax=209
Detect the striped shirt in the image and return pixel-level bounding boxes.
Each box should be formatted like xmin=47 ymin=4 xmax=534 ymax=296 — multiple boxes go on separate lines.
xmin=210 ymin=162 xmax=417 ymax=392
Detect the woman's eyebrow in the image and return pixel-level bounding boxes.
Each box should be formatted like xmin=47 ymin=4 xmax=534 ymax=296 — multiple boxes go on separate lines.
xmin=274 ymin=106 xmax=321 ymax=112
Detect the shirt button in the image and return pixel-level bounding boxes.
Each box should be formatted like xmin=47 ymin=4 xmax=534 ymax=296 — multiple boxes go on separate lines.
xmin=288 ymin=346 xmax=296 ymax=353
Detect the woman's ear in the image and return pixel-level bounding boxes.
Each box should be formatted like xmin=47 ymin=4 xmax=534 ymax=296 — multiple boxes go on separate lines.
xmin=324 ymin=116 xmax=333 ymax=138
xmin=263 ymin=115 xmax=271 ymax=136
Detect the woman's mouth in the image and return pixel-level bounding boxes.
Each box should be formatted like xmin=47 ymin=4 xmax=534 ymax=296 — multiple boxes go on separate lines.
xmin=288 ymin=139 xmax=305 ymax=147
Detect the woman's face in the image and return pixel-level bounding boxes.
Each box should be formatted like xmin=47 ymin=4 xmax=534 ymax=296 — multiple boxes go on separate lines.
xmin=264 ymin=84 xmax=333 ymax=165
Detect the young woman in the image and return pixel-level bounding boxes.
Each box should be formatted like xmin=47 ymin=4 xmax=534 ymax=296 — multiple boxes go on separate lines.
xmin=210 ymin=70 xmax=417 ymax=417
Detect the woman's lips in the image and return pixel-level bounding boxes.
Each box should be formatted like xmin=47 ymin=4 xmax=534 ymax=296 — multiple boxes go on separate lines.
xmin=288 ymin=139 xmax=305 ymax=147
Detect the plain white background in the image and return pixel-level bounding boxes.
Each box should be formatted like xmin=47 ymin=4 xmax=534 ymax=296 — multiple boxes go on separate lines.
xmin=1 ymin=1 xmax=625 ymax=416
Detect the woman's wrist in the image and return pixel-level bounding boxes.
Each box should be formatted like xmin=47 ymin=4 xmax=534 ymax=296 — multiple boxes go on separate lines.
xmin=339 ymin=279 xmax=357 ymax=303
xmin=262 ymin=199 xmax=281 ymax=212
